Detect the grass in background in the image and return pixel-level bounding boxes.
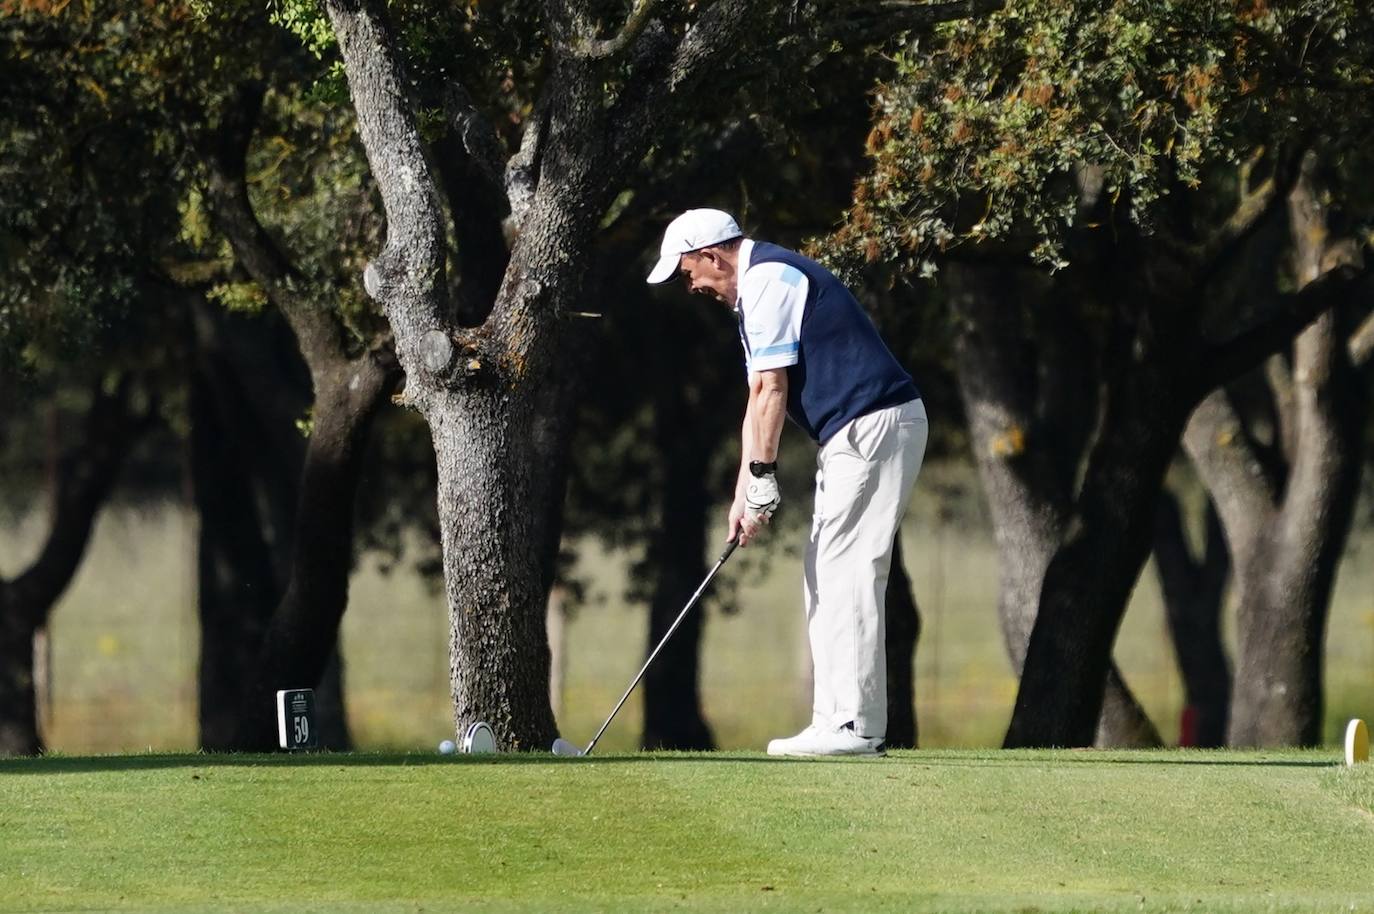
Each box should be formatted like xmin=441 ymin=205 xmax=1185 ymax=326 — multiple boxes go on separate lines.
xmin=1 ymin=749 xmax=1371 ymax=914
xmin=3 ymin=462 xmax=1373 ymax=753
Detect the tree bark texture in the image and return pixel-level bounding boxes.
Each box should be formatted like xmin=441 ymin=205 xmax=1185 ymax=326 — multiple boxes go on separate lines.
xmin=0 ymin=378 xmax=149 ymax=756
xmin=948 ymin=263 xmax=1162 ymax=747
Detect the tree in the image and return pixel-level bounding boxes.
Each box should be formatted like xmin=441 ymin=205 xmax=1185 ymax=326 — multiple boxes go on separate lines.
xmin=1180 ymin=157 xmax=1373 ymax=746
xmin=196 ymin=76 xmax=400 ymax=748
xmin=836 ymin=0 xmax=1373 ymax=745
xmin=0 ymin=377 xmax=156 ymax=755
xmin=943 ymin=260 xmax=1162 ymax=745
xmin=313 ymin=0 xmax=1001 ymax=749
xmin=1 ymin=3 xmax=184 ymax=754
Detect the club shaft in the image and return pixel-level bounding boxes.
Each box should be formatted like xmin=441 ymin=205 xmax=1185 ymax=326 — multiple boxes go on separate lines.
xmin=584 ymin=539 xmax=737 ymax=755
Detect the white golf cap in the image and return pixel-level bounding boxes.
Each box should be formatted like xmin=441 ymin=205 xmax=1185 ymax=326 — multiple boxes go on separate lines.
xmin=646 ymin=208 xmax=743 ymax=284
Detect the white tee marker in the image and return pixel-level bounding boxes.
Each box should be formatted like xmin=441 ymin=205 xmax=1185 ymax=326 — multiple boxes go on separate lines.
xmin=1345 ymin=718 xmax=1369 ymax=767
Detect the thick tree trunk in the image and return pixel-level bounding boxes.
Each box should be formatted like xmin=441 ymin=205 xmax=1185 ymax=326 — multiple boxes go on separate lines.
xmin=884 ymin=529 xmax=920 ymax=749
xmin=202 ymin=84 xmax=406 ymax=750
xmin=1227 ymin=312 xmax=1362 ymax=746
xmin=432 ymin=385 xmax=560 ymax=750
xmin=0 ymin=609 xmax=41 ymax=756
xmin=236 ymin=358 xmax=391 ymax=749
xmin=1004 ymin=318 xmax=1192 ymax=747
xmin=1152 ymin=490 xmax=1231 ymax=746
xmin=949 ymin=264 xmax=1161 ymax=747
xmin=189 ymin=360 xmax=280 ymax=749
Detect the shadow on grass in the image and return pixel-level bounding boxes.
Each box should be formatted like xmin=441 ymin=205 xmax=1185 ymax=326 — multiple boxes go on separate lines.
xmin=0 ymin=748 xmax=1339 ymax=774
xmin=0 ymin=752 xmax=802 ymax=774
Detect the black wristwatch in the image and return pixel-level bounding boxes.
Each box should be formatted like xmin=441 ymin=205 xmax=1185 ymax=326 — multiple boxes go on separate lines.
xmin=749 ymin=460 xmax=777 ymax=478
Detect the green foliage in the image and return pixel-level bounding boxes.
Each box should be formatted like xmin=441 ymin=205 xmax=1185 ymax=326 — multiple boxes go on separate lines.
xmin=206 ymin=281 xmax=271 ymax=315
xmin=266 ymin=0 xmax=334 ymax=58
xmin=834 ymin=0 xmax=1374 ymax=275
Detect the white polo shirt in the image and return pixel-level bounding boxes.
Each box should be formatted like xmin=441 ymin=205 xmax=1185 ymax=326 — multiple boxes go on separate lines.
xmin=734 ymin=238 xmax=808 ymax=374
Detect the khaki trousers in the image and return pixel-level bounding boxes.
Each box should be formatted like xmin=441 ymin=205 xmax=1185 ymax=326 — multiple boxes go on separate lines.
xmin=804 ymin=398 xmax=928 ymax=738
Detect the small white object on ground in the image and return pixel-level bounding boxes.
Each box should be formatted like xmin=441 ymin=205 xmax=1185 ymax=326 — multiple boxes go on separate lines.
xmin=1345 ymin=718 xmax=1369 ymax=767
xmin=438 ymin=739 xmax=456 ymax=755
xmin=462 ymin=721 xmax=498 ymax=754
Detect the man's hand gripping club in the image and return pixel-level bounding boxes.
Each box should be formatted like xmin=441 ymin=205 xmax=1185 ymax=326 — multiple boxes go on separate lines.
xmin=730 ymin=368 xmax=787 ymax=547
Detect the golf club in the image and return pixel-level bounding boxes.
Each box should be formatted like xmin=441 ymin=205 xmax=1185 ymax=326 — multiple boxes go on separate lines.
xmin=552 ymin=536 xmax=739 ymax=757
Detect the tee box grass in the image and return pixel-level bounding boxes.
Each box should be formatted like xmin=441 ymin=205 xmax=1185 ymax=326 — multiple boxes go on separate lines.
xmin=2 ymin=749 xmax=1372 ymax=914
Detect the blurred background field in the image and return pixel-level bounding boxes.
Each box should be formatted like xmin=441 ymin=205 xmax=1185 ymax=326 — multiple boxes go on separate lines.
xmin=3 ymin=461 xmax=1372 ymax=754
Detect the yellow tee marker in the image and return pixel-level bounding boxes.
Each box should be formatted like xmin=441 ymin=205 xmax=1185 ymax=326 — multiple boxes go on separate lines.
xmin=1346 ymin=719 xmax=1369 ymax=767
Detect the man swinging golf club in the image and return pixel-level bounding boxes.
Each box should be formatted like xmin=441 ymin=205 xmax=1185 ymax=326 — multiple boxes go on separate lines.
xmin=648 ymin=208 xmax=928 ymax=758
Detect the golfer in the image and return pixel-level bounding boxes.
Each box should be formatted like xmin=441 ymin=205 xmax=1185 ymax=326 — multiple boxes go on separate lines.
xmin=647 ymin=208 xmax=928 ymax=757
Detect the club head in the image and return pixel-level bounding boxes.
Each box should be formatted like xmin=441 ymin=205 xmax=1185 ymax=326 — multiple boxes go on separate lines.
xmin=551 ymin=737 xmax=585 ymax=757
xmin=462 ymin=721 xmax=498 ymax=754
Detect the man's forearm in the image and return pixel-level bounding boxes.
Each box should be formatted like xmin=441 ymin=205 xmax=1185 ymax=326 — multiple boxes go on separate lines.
xmin=735 ymin=406 xmax=753 ymax=499
xmin=750 ymin=371 xmax=787 ymax=463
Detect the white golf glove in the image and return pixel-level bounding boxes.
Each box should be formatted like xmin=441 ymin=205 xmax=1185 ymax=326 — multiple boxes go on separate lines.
xmin=744 ymin=472 xmax=781 ymax=520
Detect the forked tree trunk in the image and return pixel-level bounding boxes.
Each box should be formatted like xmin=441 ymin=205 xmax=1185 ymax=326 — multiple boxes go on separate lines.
xmin=1180 ymin=164 xmax=1366 ymax=748
xmin=948 ymin=263 xmax=1162 ymax=747
xmin=202 ymin=85 xmax=399 ymax=750
xmin=325 ymin=0 xmax=699 ymax=750
xmin=1004 ymin=324 xmax=1193 ymax=746
xmin=1226 ymin=311 xmax=1362 ymax=746
xmin=1003 ymin=223 xmax=1362 ymax=747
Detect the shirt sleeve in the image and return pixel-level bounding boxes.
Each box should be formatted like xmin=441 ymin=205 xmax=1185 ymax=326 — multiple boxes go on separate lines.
xmin=739 ymin=265 xmax=807 ymax=372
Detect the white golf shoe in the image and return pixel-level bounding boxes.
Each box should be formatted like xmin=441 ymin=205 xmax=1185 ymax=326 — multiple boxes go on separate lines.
xmin=767 ymin=724 xmax=886 ymax=758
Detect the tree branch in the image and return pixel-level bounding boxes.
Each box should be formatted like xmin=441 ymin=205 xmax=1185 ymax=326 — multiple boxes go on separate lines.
xmin=504 ymin=101 xmax=548 ymax=239
xmin=8 ymin=376 xmax=154 ymax=626
xmin=607 ymin=0 xmax=757 ymax=174
xmin=570 ymin=0 xmax=663 ymax=60
xmin=1349 ymin=309 xmax=1374 ymax=367
xmin=200 ymin=84 xmax=344 ymax=364
xmin=1181 ymin=388 xmax=1278 ymax=542
xmin=324 ymin=0 xmax=449 ymax=343
xmin=442 ymin=81 xmax=507 ymax=195
xmin=1199 ymin=258 xmax=1370 ymax=393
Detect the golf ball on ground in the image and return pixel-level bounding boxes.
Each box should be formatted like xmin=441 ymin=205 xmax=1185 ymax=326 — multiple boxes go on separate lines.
xmin=438 ymin=739 xmax=456 ymax=755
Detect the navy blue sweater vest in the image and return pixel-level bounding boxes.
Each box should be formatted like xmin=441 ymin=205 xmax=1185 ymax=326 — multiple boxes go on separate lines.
xmin=748 ymin=242 xmax=919 ymax=444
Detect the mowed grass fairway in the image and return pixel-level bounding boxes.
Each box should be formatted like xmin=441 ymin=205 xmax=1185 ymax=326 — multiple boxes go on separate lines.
xmin=2 ymin=750 xmax=1371 ymax=914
